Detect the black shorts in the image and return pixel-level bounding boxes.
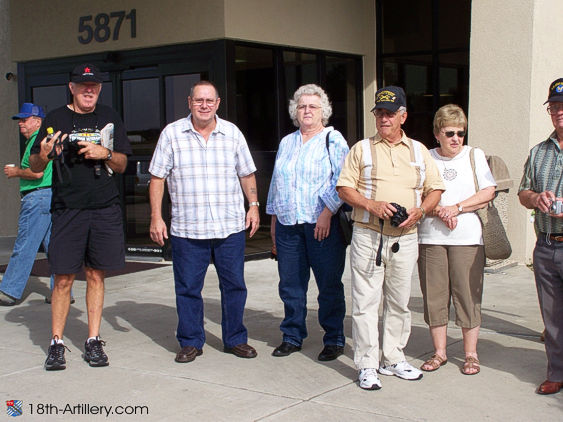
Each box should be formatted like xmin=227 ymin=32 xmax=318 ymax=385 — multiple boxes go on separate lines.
xmin=49 ymin=204 xmax=125 ymax=274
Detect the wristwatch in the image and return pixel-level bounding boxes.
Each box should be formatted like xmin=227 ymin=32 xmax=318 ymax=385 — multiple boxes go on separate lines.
xmin=249 ymin=201 xmax=260 ymax=207
xmin=105 ymin=149 xmax=113 ymax=161
xmin=456 ymin=203 xmax=463 ymax=213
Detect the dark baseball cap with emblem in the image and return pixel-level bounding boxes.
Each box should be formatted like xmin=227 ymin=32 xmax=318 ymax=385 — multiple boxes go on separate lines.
xmin=544 ymin=78 xmax=563 ymax=104
xmin=70 ymin=63 xmax=103 ymax=83
xmin=371 ymin=86 xmax=407 ymax=113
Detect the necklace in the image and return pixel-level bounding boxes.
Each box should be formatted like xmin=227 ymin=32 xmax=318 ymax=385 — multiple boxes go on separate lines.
xmin=437 ymin=150 xmax=457 ymax=181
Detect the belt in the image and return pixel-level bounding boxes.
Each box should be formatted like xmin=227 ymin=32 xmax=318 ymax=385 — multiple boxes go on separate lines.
xmin=20 ymin=187 xmax=50 ymax=198
xmin=541 ymin=232 xmax=563 ymax=242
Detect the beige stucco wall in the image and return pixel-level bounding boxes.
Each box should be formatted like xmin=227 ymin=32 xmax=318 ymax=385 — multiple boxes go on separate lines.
xmin=469 ymin=0 xmax=563 ymax=263
xmin=1 ymin=0 xmax=20 ymax=237
xmin=10 ymin=0 xmax=226 ymax=60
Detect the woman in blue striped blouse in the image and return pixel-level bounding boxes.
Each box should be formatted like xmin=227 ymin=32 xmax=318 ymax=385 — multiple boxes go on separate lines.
xmin=266 ymin=84 xmax=350 ymax=361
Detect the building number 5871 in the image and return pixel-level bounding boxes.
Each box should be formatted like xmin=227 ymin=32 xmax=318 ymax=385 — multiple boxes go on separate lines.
xmin=78 ymin=9 xmax=136 ymax=44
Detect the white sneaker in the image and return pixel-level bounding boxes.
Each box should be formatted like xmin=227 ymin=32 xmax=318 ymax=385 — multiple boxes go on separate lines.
xmin=358 ymin=368 xmax=382 ymax=390
xmin=378 ymin=361 xmax=423 ymax=380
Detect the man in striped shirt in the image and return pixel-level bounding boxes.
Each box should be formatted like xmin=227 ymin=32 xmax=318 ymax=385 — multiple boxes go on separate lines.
xmin=149 ymin=80 xmax=260 ymax=363
xmin=518 ymin=77 xmax=563 ymax=395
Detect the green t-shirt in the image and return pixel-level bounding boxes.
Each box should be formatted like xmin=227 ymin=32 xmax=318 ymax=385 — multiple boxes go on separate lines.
xmin=19 ymin=130 xmax=52 ymax=193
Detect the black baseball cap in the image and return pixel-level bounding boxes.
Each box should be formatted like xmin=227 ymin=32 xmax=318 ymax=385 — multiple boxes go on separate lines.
xmin=544 ymin=78 xmax=563 ymax=104
xmin=371 ymin=86 xmax=407 ymax=112
xmin=70 ymin=63 xmax=103 ymax=83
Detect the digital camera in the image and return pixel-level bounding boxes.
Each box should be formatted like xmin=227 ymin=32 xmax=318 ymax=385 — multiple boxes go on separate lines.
xmin=389 ymin=202 xmax=408 ymax=227
xmin=551 ymin=200 xmax=563 ymax=214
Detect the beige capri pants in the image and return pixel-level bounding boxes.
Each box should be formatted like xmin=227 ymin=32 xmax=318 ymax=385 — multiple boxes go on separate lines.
xmin=418 ymin=244 xmax=485 ymax=328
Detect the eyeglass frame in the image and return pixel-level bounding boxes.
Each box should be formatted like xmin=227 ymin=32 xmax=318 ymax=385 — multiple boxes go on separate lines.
xmin=190 ymin=98 xmax=218 ymax=107
xmin=372 ymin=109 xmax=400 ymax=119
xmin=441 ymin=130 xmax=466 ymax=138
xmin=547 ymin=104 xmax=563 ymax=115
xmin=296 ymin=104 xmax=322 ymax=111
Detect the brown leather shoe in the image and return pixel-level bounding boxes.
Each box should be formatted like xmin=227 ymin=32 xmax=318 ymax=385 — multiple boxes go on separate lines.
xmin=537 ymin=380 xmax=563 ymax=395
xmin=224 ymin=343 xmax=257 ymax=358
xmin=175 ymin=346 xmax=202 ymax=363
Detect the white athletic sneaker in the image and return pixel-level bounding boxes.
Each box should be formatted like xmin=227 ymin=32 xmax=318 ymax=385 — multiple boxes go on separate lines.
xmin=358 ymin=368 xmax=382 ymax=390
xmin=378 ymin=361 xmax=423 ymax=380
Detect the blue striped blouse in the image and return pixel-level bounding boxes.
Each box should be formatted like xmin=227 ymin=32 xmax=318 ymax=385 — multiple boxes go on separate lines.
xmin=266 ymin=126 xmax=349 ymax=225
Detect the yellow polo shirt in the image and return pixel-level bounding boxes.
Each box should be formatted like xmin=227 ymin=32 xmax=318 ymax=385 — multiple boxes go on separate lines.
xmin=337 ymin=131 xmax=444 ymax=236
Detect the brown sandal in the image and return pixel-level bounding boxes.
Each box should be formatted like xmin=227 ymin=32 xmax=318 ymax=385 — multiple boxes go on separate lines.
xmin=420 ymin=354 xmax=448 ymax=372
xmin=462 ymin=356 xmax=480 ymax=375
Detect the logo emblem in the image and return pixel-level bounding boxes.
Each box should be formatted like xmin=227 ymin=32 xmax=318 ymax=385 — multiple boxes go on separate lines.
xmin=6 ymin=400 xmax=23 ymax=417
xmin=551 ymin=81 xmax=563 ymax=93
xmin=376 ymin=90 xmax=397 ymax=103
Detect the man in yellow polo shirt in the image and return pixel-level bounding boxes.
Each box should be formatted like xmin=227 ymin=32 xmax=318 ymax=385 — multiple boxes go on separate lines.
xmin=337 ymin=86 xmax=444 ymax=390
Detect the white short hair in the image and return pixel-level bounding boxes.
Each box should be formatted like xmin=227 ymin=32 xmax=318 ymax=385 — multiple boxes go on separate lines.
xmin=288 ymin=84 xmax=332 ymax=127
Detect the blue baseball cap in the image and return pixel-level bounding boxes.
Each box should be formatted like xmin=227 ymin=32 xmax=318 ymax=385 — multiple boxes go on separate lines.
xmin=12 ymin=103 xmax=45 ymax=120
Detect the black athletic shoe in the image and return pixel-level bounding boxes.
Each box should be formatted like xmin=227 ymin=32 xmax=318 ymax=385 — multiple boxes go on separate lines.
xmin=45 ymin=338 xmax=70 ymax=371
xmin=84 ymin=337 xmax=109 ymax=367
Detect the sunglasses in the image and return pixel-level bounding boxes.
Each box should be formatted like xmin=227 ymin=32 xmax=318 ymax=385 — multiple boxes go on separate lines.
xmin=442 ymin=130 xmax=466 ymax=138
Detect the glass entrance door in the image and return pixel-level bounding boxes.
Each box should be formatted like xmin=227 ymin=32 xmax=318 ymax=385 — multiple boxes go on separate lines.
xmin=120 ymin=71 xmax=203 ymax=257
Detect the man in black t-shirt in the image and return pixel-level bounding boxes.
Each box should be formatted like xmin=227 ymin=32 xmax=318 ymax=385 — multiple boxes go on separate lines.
xmin=30 ymin=63 xmax=132 ymax=371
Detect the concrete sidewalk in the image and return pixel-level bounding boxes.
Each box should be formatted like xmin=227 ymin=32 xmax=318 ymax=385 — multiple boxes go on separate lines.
xmin=0 ymin=255 xmax=561 ymax=421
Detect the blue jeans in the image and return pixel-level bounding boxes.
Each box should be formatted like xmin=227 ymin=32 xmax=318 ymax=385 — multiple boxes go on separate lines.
xmin=0 ymin=188 xmax=54 ymax=299
xmin=275 ymin=215 xmax=346 ymax=347
xmin=171 ymin=231 xmax=248 ymax=349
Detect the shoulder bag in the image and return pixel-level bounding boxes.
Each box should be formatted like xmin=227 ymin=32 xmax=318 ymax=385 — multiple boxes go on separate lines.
xmin=469 ymin=147 xmax=512 ymax=260
xmin=325 ymin=132 xmax=353 ymax=246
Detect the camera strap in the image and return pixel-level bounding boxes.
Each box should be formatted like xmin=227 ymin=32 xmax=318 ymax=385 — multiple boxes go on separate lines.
xmin=376 ymin=219 xmax=384 ymax=266
xmin=375 ymin=219 xmax=404 ymax=266
xmin=48 ymin=136 xmax=72 ymax=185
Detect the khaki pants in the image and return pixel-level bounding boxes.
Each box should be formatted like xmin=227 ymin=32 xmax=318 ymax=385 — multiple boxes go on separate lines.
xmin=350 ymin=226 xmax=418 ymax=370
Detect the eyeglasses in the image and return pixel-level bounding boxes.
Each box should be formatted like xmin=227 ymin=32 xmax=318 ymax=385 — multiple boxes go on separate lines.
xmin=442 ymin=130 xmax=466 ymax=138
xmin=373 ymin=109 xmax=398 ymax=119
xmin=297 ymin=104 xmax=322 ymax=111
xmin=547 ymin=104 xmax=563 ymax=115
xmin=191 ymin=98 xmax=217 ymax=107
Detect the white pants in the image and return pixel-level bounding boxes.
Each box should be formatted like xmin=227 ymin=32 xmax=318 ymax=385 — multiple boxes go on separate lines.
xmin=350 ymin=226 xmax=418 ymax=369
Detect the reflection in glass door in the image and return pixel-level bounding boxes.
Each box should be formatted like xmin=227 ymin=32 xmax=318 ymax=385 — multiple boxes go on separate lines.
xmin=121 ymin=73 xmax=201 ymax=257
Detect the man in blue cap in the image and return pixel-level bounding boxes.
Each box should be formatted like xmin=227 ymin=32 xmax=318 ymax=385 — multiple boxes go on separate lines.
xmin=0 ymin=103 xmax=54 ymax=306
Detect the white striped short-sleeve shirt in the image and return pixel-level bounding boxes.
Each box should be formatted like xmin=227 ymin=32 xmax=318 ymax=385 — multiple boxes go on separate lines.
xmin=149 ymin=115 xmax=257 ymax=239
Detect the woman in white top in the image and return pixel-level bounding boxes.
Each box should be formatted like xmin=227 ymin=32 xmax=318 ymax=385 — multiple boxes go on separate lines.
xmin=418 ymin=104 xmax=496 ymax=375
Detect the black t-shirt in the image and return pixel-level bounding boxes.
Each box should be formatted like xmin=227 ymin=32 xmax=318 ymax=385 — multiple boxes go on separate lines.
xmin=31 ymin=104 xmax=132 ymax=210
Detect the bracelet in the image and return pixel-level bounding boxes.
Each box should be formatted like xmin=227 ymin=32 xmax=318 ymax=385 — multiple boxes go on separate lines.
xmin=419 ymin=206 xmax=426 ymax=218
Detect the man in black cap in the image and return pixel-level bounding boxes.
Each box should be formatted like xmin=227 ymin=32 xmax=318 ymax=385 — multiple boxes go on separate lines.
xmin=0 ymin=103 xmax=54 ymax=306
xmin=518 ymin=77 xmax=563 ymax=395
xmin=337 ymin=86 xmax=444 ymax=390
xmin=30 ymin=63 xmax=132 ymax=371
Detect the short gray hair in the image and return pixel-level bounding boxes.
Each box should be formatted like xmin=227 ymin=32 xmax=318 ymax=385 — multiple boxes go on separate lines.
xmin=190 ymin=80 xmax=219 ymax=98
xmin=288 ymin=84 xmax=332 ymax=127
